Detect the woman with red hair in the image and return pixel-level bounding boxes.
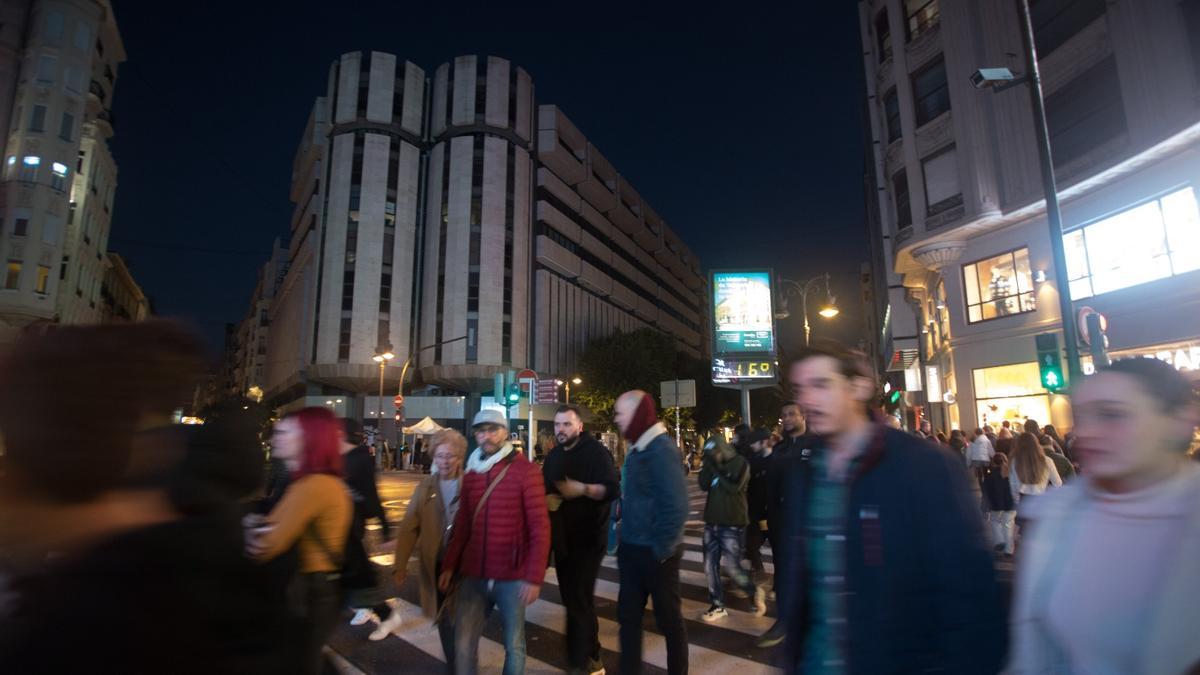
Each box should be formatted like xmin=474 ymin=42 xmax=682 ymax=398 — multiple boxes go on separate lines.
xmin=247 ymin=407 xmax=352 ymax=675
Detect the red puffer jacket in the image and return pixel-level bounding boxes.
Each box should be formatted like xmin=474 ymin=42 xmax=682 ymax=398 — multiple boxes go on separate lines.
xmin=443 ymin=450 xmax=550 ymax=585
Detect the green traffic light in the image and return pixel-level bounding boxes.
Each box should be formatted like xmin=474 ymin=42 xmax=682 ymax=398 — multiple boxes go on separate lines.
xmin=888 ymin=390 xmax=902 ymax=404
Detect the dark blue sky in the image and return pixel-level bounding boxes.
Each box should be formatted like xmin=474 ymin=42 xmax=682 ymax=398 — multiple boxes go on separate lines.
xmin=108 ymin=1 xmax=869 ymax=356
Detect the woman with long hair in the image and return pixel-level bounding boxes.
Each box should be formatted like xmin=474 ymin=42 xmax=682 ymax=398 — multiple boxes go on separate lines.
xmin=949 ymin=429 xmax=967 ymax=459
xmin=389 ymin=429 xmax=469 ymax=669
xmin=247 ymin=407 xmax=352 ymax=675
xmin=1010 ymin=431 xmax=1061 ymax=507
xmin=1009 ymin=358 xmax=1200 ymax=673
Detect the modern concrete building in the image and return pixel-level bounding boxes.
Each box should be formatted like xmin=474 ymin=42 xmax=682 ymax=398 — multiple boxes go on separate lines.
xmin=254 ymin=52 xmax=705 ymax=432
xmin=0 ymin=0 xmax=132 ymax=342
xmin=859 ymin=0 xmax=1200 ymax=433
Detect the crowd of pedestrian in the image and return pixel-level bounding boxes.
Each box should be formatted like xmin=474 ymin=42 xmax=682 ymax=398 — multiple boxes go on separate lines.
xmin=1 ymin=321 xmax=1197 ymax=674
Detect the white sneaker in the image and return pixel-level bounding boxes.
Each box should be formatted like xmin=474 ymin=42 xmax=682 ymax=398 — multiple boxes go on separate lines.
xmin=368 ymin=611 xmax=403 ymax=641
xmin=753 ymin=585 xmax=767 ymax=616
xmin=349 ymin=608 xmax=375 ymax=626
xmin=701 ymin=604 xmax=728 ymax=622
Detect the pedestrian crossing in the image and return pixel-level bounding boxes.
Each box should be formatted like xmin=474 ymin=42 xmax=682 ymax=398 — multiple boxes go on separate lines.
xmin=330 ymin=480 xmax=783 ymax=673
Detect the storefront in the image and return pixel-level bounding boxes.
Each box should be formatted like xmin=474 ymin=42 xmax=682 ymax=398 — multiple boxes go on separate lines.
xmin=972 ymin=361 xmax=1052 ymax=431
xmin=1083 ymin=340 xmax=1200 ymax=381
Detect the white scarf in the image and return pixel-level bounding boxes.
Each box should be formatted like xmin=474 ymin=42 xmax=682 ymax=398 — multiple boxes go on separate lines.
xmin=466 ymin=442 xmax=514 ymax=474
xmin=632 ymin=422 xmax=669 ymax=452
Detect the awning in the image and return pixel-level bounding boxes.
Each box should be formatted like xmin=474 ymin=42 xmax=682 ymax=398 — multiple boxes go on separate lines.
xmin=402 ymin=417 xmax=446 ymax=435
xmin=887 ymin=337 xmax=920 ymax=372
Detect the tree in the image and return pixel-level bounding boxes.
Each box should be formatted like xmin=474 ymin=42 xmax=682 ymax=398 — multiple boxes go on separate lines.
xmin=575 ymin=328 xmax=680 ymax=431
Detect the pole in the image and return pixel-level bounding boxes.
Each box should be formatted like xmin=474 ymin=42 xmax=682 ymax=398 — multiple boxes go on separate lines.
xmin=377 ymin=361 xmax=386 ymax=461
xmin=740 ymin=386 xmax=752 ymax=427
xmin=1016 ymin=0 xmax=1082 ymax=382
xmin=565 ymin=380 xmax=570 ymax=404
xmin=674 ymin=379 xmax=682 ymax=449
xmin=802 ymin=287 xmax=812 ymax=347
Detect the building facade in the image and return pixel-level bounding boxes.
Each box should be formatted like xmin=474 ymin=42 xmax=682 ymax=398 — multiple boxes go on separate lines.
xmin=255 ymin=52 xmax=704 ymax=431
xmin=0 ymin=0 xmax=132 ymax=343
xmin=860 ymin=0 xmax=1200 ymax=433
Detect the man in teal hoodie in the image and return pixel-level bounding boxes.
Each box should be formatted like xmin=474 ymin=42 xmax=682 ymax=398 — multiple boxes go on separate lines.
xmin=613 ymin=390 xmax=689 ymax=675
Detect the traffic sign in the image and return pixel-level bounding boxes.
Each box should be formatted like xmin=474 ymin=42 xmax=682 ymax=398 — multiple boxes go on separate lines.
xmin=660 ymin=379 xmax=697 ymax=408
xmin=536 ymin=379 xmax=558 ymax=404
xmin=516 ymin=368 xmax=538 ymax=392
xmin=393 ymin=395 xmax=404 ymax=408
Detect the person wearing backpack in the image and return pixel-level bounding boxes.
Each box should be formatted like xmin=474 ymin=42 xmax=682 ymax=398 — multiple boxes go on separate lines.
xmin=438 ymin=409 xmax=550 ymax=675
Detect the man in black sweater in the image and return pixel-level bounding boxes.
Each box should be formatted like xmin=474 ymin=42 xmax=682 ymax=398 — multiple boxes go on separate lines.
xmin=543 ymin=404 xmax=621 ymax=675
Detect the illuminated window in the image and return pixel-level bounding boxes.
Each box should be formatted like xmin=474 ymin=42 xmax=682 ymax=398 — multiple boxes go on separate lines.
xmin=5 ymin=262 xmax=20 ymax=290
xmin=20 ymin=156 xmax=39 ymax=182
xmin=35 ymin=265 xmax=50 ymax=294
xmin=905 ymin=0 xmax=939 ymax=41
xmin=1064 ymin=186 xmax=1200 ymax=299
xmin=972 ymin=362 xmax=1051 ymax=430
xmin=962 ymin=248 xmax=1036 ymax=323
xmin=50 ymin=162 xmax=68 ymax=191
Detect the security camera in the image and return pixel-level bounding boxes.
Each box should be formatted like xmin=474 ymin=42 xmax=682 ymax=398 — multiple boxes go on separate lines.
xmin=970 ymin=67 xmax=1016 ymax=89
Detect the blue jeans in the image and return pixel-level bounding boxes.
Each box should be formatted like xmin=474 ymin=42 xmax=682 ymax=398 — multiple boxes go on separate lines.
xmin=703 ymin=524 xmax=755 ymax=607
xmin=453 ymin=577 xmax=526 ymax=675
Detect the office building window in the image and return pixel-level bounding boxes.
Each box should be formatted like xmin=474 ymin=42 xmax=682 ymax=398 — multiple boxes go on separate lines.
xmin=59 ymin=112 xmax=73 ymax=141
xmin=905 ymin=0 xmax=939 ymax=41
xmin=912 ymin=57 xmax=950 ymax=126
xmin=1045 ymin=56 xmax=1125 ymax=167
xmin=883 ymin=89 xmax=901 ymax=142
xmin=922 ymin=145 xmax=961 ymax=216
xmin=50 ymin=162 xmax=68 ymax=191
xmin=893 ymin=170 xmax=912 ymax=228
xmin=36 ymin=55 xmax=56 ymax=83
xmin=5 ymin=262 xmax=20 ymax=289
xmin=963 ymin=248 xmax=1036 ymax=323
xmin=30 ymin=105 xmax=46 ymax=132
xmin=875 ymin=10 xmax=891 ymax=62
xmin=35 ymin=265 xmax=50 ymax=294
xmin=1064 ymin=186 xmax=1200 ymax=300
xmin=20 ymin=156 xmax=39 ymax=182
xmin=1031 ymin=0 xmax=1105 ymax=57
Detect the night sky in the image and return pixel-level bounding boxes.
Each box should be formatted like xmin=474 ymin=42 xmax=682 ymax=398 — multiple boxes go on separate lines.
xmin=108 ymin=1 xmax=869 ymax=359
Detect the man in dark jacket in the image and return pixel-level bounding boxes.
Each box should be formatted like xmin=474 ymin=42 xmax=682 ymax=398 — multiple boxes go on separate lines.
xmin=543 ymin=404 xmax=620 ymax=675
xmin=440 ymin=409 xmax=550 ymax=675
xmin=613 ymin=390 xmax=689 ymax=675
xmin=340 ymin=419 xmax=398 ymax=637
xmin=756 ymin=402 xmax=815 ymax=649
xmin=779 ymin=344 xmax=1006 ymax=674
xmin=743 ymin=428 xmax=773 ymax=579
xmin=699 ymin=436 xmax=766 ymax=622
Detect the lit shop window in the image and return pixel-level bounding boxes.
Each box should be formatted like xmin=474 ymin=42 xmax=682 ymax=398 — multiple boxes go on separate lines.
xmin=973 ymin=362 xmax=1051 ymax=431
xmin=1065 ymin=186 xmax=1200 ymax=299
xmin=962 ymin=248 xmax=1036 ymax=323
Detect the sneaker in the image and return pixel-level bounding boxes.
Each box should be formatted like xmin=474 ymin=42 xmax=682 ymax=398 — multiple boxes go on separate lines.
xmin=368 ymin=610 xmax=403 ymax=641
xmin=701 ymin=604 xmax=728 ymax=622
xmin=753 ymin=585 xmax=767 ymax=616
xmin=349 ymin=608 xmax=375 ymax=626
xmin=756 ymin=620 xmax=786 ymax=648
xmin=587 ymin=658 xmax=606 ymax=675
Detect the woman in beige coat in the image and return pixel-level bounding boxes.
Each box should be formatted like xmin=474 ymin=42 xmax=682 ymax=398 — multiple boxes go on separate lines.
xmin=382 ymin=429 xmax=467 ymax=667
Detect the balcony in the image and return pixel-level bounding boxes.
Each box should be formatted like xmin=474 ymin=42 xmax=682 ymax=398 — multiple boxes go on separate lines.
xmin=88 ymin=80 xmax=107 ymax=105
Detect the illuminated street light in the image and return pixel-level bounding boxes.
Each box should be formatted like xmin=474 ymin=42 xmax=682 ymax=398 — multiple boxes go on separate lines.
xmin=777 ymin=274 xmax=840 ymax=345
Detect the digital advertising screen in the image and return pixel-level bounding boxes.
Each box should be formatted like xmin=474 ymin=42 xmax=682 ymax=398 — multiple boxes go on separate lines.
xmin=712 ymin=271 xmax=775 ymax=354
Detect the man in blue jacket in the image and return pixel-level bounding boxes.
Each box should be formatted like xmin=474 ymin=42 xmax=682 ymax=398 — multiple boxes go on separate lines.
xmin=613 ymin=390 xmax=689 ymax=675
xmin=779 ymin=344 xmax=1006 ymax=674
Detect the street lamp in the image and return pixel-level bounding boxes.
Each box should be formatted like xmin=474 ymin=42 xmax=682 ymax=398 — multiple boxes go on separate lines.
xmin=776 ymin=274 xmax=840 ymax=346
xmin=556 ymin=376 xmax=582 ymax=403
xmin=372 ymin=344 xmax=395 ymax=418
xmin=971 ymin=0 xmax=1083 ymax=382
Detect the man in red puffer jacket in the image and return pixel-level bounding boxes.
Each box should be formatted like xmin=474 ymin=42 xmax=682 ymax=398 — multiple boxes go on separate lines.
xmin=440 ymin=409 xmax=550 ymax=675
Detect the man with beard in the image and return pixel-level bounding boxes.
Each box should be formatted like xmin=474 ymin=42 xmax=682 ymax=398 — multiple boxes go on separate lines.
xmin=757 ymin=402 xmax=816 ymax=648
xmin=542 ymin=405 xmax=620 ymax=675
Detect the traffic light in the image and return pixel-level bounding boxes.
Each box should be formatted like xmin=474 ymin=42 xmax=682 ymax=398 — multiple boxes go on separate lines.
xmin=507 ymin=383 xmax=521 ymax=404
xmin=888 ymin=389 xmax=902 ymax=405
xmin=1036 ymin=332 xmax=1065 ymax=392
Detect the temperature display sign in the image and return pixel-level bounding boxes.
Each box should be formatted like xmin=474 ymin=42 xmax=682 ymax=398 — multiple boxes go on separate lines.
xmin=712 ymin=357 xmax=777 ymax=384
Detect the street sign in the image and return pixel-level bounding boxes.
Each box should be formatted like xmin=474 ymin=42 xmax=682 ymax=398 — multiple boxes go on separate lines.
xmin=516 ymin=368 xmax=538 ymax=392
xmin=536 ymin=379 xmax=558 ymax=404
xmin=392 ymin=395 xmax=404 ymax=408
xmin=660 ymin=379 xmax=697 ymax=408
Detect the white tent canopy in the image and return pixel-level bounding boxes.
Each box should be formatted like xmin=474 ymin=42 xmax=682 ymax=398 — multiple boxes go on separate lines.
xmin=402 ymin=417 xmax=446 ymax=435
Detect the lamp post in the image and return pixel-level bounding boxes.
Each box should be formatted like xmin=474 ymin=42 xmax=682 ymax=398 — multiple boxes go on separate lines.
xmin=970 ymin=0 xmax=1083 ymax=382
xmin=372 ymin=344 xmax=396 ymax=419
xmin=775 ymin=274 xmax=840 ymax=346
xmin=557 ymin=376 xmax=582 ymax=403
xmin=392 ymin=335 xmax=470 ymax=425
